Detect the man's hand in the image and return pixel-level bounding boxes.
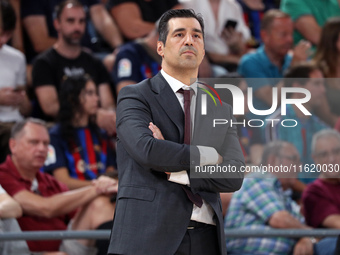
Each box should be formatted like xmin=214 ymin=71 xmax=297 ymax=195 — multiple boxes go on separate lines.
xmin=0 ymin=87 xmax=25 ymax=106
xmin=96 ymin=108 xmax=116 ymax=136
xmin=222 ymin=28 xmax=245 ymax=56
xmin=92 ymin=176 xmax=118 ymax=195
xmin=293 ymin=237 xmax=314 ymax=255
xmin=291 ymin=40 xmax=312 ymax=65
xmin=149 ymin=122 xmax=164 ymax=140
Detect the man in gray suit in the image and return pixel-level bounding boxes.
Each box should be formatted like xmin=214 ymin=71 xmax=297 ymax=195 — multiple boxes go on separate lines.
xmin=108 ymin=9 xmax=245 ymax=255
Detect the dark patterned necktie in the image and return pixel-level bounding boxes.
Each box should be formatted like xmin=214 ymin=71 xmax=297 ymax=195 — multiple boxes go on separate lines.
xmin=178 ymin=88 xmax=203 ymax=208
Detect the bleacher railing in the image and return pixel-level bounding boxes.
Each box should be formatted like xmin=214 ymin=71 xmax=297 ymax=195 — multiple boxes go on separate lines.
xmin=0 ymin=229 xmax=339 ymax=241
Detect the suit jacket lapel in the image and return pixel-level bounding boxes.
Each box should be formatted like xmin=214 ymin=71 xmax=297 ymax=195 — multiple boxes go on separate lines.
xmin=151 ymin=73 xmax=184 ymax=139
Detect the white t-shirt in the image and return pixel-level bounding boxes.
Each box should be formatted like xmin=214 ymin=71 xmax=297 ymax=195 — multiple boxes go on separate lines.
xmin=181 ymin=0 xmax=250 ymax=55
xmin=0 ymin=44 xmax=26 ymax=122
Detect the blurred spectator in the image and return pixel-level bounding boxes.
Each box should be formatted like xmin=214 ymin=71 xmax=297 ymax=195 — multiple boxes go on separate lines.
xmin=214 ymin=74 xmax=264 ymax=165
xmin=238 ymin=10 xmax=311 ymax=120
xmin=302 ymin=129 xmax=340 ymax=229
xmin=0 ymin=184 xmax=31 ymax=255
xmin=225 ymin=141 xmax=336 ymax=255
xmin=112 ymin=28 xmax=161 ymax=93
xmin=8 ymin=0 xmax=24 ymax=53
xmin=236 ymin=0 xmax=278 ymax=45
xmin=32 ymin=0 xmax=116 ymax=135
xmin=264 ymin=63 xmax=329 ymax=184
xmin=21 ymin=0 xmax=122 ymax=63
xmin=182 ymin=0 xmax=250 ymax=73
xmin=44 ymin=75 xmax=116 ymax=190
xmin=0 ymin=0 xmax=31 ymax=163
xmin=280 ymin=0 xmax=340 ymax=47
xmin=108 ymin=0 xmax=182 ymax=40
xmin=314 ymin=18 xmax=340 ymax=124
xmin=0 ymin=185 xmax=66 ymax=255
xmin=0 ymin=118 xmax=117 ymax=254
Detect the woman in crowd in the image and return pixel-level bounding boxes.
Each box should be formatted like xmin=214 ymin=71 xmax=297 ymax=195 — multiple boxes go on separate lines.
xmin=313 ymin=17 xmax=340 ymax=127
xmin=314 ymin=18 xmax=340 ymax=116
xmin=43 ymin=75 xmax=116 ymax=190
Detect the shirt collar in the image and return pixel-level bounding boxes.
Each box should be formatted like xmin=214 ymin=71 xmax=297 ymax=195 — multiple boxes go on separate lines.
xmin=6 ymin=155 xmax=40 ymax=185
xmin=259 ymin=45 xmax=291 ymax=70
xmin=161 ymin=69 xmax=197 ymax=95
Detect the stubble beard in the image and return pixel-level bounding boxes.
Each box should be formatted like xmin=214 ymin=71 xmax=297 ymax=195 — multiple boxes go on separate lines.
xmin=62 ymin=32 xmax=82 ymax=46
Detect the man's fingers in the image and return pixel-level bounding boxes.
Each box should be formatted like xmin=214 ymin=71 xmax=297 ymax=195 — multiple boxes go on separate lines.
xmin=149 ymin=122 xmax=165 ymax=140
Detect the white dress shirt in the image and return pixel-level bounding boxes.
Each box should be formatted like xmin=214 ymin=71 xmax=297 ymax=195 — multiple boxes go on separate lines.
xmin=161 ymin=69 xmax=218 ymax=225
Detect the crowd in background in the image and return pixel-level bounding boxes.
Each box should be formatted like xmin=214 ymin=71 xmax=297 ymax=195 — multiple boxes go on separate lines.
xmin=1 ymin=0 xmax=340 ymax=254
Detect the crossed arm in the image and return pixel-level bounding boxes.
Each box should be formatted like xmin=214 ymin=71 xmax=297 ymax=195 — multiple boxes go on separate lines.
xmin=12 ymin=176 xmax=117 ymax=219
xmin=0 ymin=192 xmax=22 ymax=219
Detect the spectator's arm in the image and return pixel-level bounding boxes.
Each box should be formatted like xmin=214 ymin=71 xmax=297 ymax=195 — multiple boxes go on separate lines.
xmin=96 ymin=108 xmax=116 ymax=136
xmin=22 ymin=16 xmax=56 ymax=53
xmin=52 ymin=167 xmax=92 ymax=190
xmin=18 ymin=91 xmax=32 ymax=117
xmin=90 ymin=4 xmax=123 ymax=49
xmin=269 ymin=210 xmax=310 ymax=229
xmin=249 ymin=144 xmax=263 ymax=166
xmin=98 ymin=83 xmax=115 ymax=109
xmin=110 ymin=2 xmax=155 ymax=40
xmin=322 ymin=215 xmax=340 ymax=228
xmin=293 ymin=237 xmax=314 ymax=255
xmin=117 ymin=80 xmax=136 ymax=94
xmin=35 ymin=85 xmax=59 ymax=117
xmin=0 ymin=192 xmax=22 ymax=219
xmin=207 ymin=52 xmax=241 ymax=65
xmin=9 ymin=0 xmax=24 ymax=53
xmin=13 ymin=177 xmax=118 ymax=218
xmin=294 ymin=16 xmax=321 ymax=46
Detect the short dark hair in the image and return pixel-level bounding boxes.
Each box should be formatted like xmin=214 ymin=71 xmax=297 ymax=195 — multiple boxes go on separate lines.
xmin=54 ymin=0 xmax=84 ymax=20
xmin=11 ymin=118 xmax=47 ymax=139
xmin=158 ymin=9 xmax=204 ymax=45
xmin=0 ymin=0 xmax=16 ymax=32
xmin=284 ymin=62 xmax=320 ymax=88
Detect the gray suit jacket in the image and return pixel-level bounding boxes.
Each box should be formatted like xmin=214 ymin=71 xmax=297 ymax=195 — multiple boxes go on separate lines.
xmin=108 ymin=72 xmax=245 ymax=255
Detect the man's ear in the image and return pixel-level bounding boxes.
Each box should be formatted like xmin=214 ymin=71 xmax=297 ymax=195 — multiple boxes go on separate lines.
xmin=157 ymin=41 xmax=164 ymax=58
xmin=260 ymin=30 xmax=267 ymax=44
xmin=8 ymin=138 xmax=16 ymax=155
xmin=53 ymin=19 xmax=60 ymax=32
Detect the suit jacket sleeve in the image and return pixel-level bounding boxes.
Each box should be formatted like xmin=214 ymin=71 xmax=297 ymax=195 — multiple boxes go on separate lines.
xmin=116 ymin=84 xmax=200 ymax=173
xmin=190 ymin=101 xmax=245 ymax=193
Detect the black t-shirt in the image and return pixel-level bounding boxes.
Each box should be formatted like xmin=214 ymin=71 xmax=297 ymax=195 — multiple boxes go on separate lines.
xmin=32 ymin=48 xmax=111 ymax=121
xmin=21 ymin=0 xmax=99 ymax=63
xmin=108 ymin=0 xmax=179 ymax=22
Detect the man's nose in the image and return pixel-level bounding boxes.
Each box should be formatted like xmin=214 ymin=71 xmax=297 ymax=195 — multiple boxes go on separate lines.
xmin=37 ymin=142 xmax=48 ymax=151
xmin=184 ymin=34 xmax=193 ymax=45
xmin=74 ymin=22 xmax=84 ymax=31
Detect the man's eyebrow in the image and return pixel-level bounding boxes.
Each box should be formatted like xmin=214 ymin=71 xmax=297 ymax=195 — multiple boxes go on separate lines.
xmin=171 ymin=28 xmax=203 ymax=35
xmin=192 ymin=28 xmax=203 ymax=34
